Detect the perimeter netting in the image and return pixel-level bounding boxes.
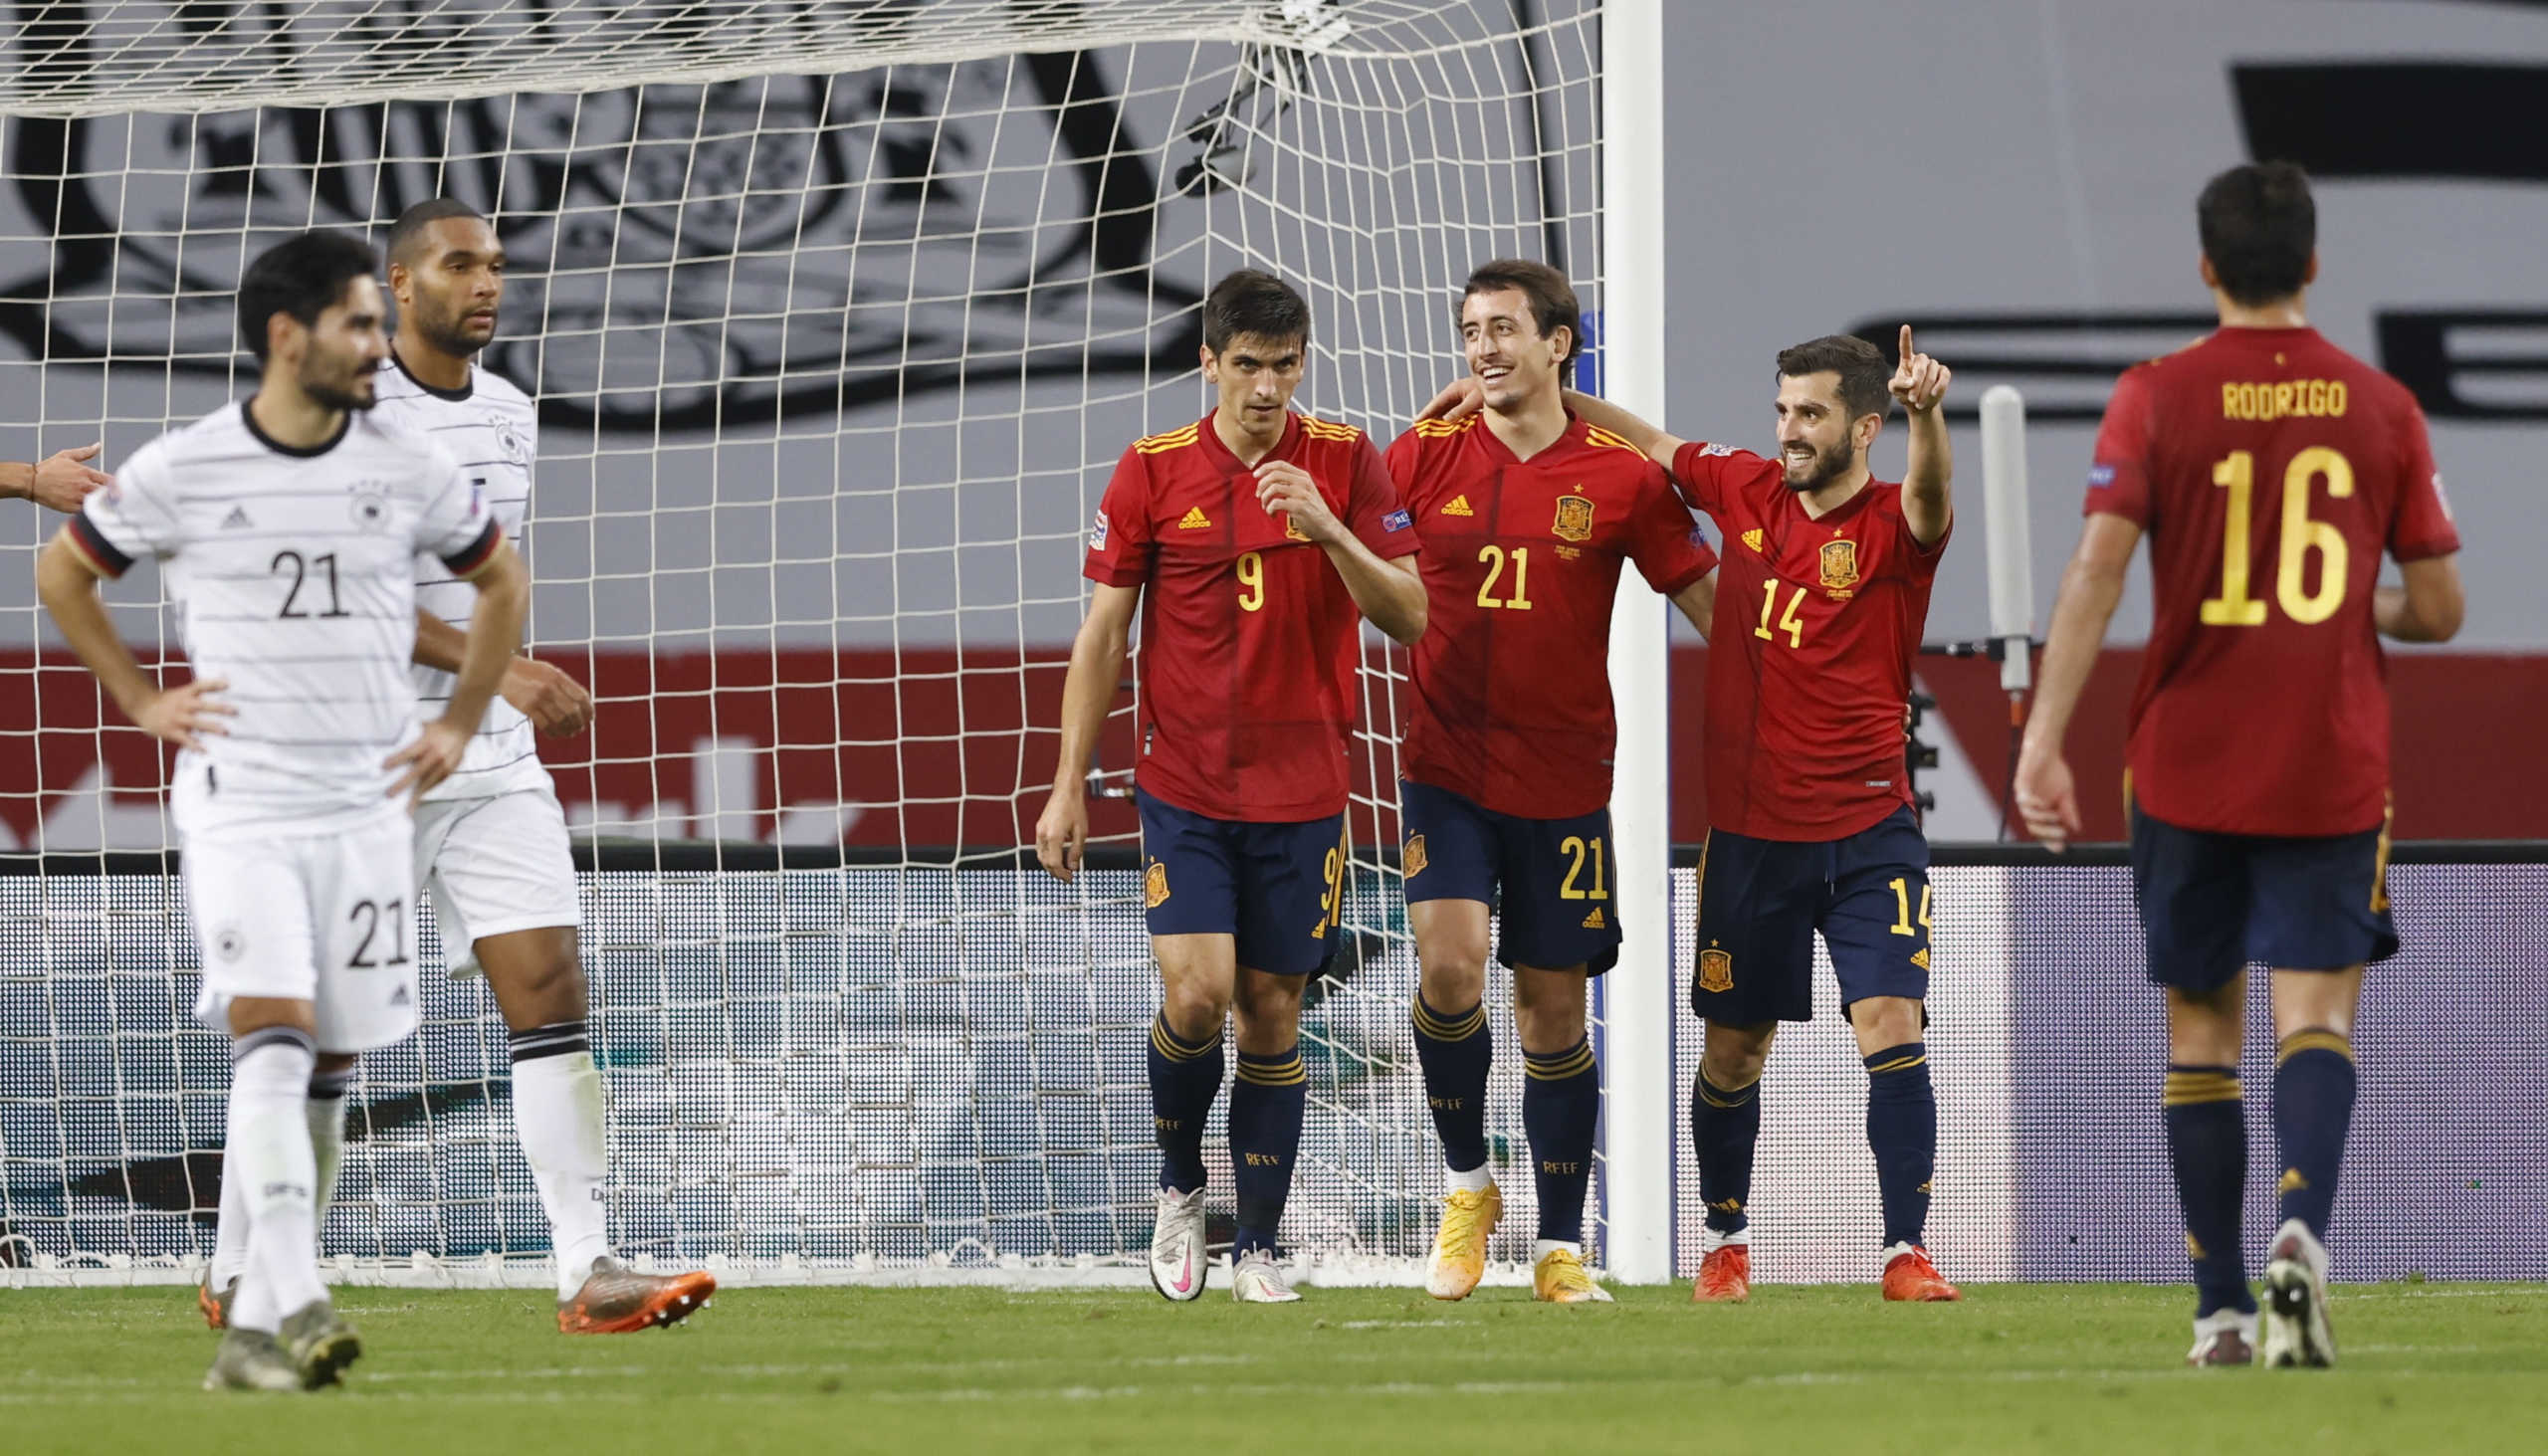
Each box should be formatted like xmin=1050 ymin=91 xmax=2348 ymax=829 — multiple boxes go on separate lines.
xmin=0 ymin=0 xmax=1609 ymax=1280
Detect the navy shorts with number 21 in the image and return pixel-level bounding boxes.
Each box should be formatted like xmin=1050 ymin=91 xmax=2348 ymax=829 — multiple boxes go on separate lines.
xmin=1399 ymin=778 xmax=1622 ymax=975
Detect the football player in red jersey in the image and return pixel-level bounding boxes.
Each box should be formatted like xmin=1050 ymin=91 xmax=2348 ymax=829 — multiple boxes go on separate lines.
xmin=1389 ymin=261 xmax=1718 ymax=1305
xmin=1035 ymin=270 xmax=1426 ymax=1304
xmin=2017 ymin=163 xmax=2463 ymax=1368
xmin=1563 ymin=327 xmax=1962 ymax=1306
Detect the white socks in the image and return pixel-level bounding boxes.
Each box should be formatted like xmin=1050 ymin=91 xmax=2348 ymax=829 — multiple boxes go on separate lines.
xmin=209 ymin=1061 xmax=352 ymax=1289
xmin=1447 ymin=1163 xmax=1494 ymax=1195
xmin=509 ymin=1024 xmax=613 ymax=1298
xmin=224 ymin=1029 xmax=327 ymax=1333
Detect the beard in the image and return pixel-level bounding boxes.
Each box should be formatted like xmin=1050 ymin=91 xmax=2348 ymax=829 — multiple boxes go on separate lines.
xmin=301 ymin=357 xmax=376 ymax=413
xmin=413 ymin=300 xmax=495 ymax=359
xmin=1781 ymin=435 xmax=1854 ymax=493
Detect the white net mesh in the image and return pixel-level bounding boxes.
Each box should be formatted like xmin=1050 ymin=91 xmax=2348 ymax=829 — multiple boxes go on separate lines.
xmin=0 ymin=0 xmax=1609 ymax=1280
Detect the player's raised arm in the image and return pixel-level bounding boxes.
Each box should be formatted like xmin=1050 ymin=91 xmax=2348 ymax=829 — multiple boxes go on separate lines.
xmin=3 ymin=444 xmax=112 ymax=513
xmin=1035 ymin=582 xmax=1139 ymax=882
xmin=1890 ymin=325 xmax=1953 ymax=545
xmin=414 ymin=608 xmax=592 ymax=736
xmin=1253 ymin=454 xmax=1426 ymax=645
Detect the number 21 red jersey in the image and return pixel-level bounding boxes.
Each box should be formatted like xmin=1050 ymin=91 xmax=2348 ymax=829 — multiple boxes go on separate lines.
xmin=1388 ymin=412 xmax=1715 ymax=819
xmin=1085 ymin=411 xmax=1418 ymax=822
xmin=2086 ymin=326 xmax=2459 ymax=837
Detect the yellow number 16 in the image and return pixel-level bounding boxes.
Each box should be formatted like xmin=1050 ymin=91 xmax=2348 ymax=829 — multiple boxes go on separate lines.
xmin=2203 ymin=446 xmax=2353 ymax=628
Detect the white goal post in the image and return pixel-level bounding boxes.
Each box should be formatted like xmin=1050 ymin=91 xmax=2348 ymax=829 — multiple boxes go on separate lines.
xmin=0 ymin=0 xmax=1682 ymax=1286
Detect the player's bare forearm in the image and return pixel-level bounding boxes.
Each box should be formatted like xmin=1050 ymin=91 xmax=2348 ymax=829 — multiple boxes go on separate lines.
xmin=1901 ymin=405 xmax=1954 ymax=546
xmin=1327 ymin=544 xmax=1427 ymax=645
xmin=2021 ymin=516 xmax=2139 ymax=755
xmin=1050 ymin=586 xmax=1137 ymax=792
xmin=443 ymin=541 xmax=528 ymax=733
xmin=1671 ymin=570 xmax=1717 ymax=642
xmin=1559 ymin=389 xmax=1683 ymax=463
xmin=2376 ymin=554 xmax=2464 ymax=643
xmin=413 ymin=608 xmax=469 ymax=671
xmin=0 ymin=463 xmax=29 ymax=501
xmin=35 ymin=532 xmax=155 ymax=720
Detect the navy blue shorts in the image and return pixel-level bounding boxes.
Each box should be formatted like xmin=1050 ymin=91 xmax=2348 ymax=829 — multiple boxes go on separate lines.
xmin=1690 ymin=805 xmax=1932 ymax=1025
xmin=1399 ymin=779 xmax=1621 ymax=975
xmin=2129 ymin=806 xmax=2398 ymax=991
xmin=1135 ymin=788 xmax=1348 ymax=976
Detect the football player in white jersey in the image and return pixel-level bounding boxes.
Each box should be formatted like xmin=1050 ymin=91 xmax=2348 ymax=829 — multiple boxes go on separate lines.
xmin=329 ymin=197 xmax=707 ymax=1332
xmin=37 ymin=230 xmax=530 ymax=1390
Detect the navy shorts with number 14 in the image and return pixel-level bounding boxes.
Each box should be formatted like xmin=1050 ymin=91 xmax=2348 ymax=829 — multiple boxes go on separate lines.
xmin=1692 ymin=804 xmax=1932 ymax=1024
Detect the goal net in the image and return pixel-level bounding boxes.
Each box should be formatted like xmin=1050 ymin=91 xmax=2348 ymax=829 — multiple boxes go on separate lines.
xmin=0 ymin=0 xmax=1616 ymax=1283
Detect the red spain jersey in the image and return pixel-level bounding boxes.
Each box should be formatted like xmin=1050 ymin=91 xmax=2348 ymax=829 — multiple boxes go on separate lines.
xmin=1388 ymin=413 xmax=1716 ymax=819
xmin=1085 ymin=410 xmax=1418 ymax=822
xmin=1674 ymin=442 xmax=1949 ymax=841
xmin=2086 ymin=326 xmax=2459 ymax=837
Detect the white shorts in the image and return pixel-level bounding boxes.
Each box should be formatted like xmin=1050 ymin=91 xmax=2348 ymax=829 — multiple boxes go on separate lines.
xmin=185 ymin=813 xmax=420 ymax=1054
xmin=413 ymin=784 xmax=581 ymax=978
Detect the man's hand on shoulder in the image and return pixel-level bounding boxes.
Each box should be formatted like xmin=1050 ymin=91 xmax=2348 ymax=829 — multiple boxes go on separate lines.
xmin=20 ymin=444 xmax=111 ymax=513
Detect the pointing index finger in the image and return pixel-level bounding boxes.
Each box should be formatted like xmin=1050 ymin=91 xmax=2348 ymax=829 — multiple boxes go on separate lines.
xmin=1898 ymin=323 xmax=1915 ymax=364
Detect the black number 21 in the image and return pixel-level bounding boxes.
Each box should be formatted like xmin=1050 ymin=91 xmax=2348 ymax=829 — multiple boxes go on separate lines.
xmin=347 ymin=899 xmax=410 ymax=968
xmin=273 ymin=550 xmax=351 ymax=619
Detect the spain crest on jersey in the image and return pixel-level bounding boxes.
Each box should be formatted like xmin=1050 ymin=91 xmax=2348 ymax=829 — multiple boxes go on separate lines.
xmin=1819 ymin=538 xmax=1860 ymax=591
xmin=1698 ymin=947 xmax=1734 ymax=994
xmin=1553 ymin=494 xmax=1594 ymax=542
xmin=1285 ymin=513 xmax=1310 ymax=542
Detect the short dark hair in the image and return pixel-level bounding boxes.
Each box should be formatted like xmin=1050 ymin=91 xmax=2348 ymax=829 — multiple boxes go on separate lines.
xmin=236 ymin=230 xmax=379 ymax=362
xmin=385 ymin=197 xmax=487 ymax=268
xmin=1202 ymin=269 xmax=1310 ymax=354
xmin=1461 ymin=259 xmax=1584 ymax=381
xmin=2197 ymin=162 xmax=2315 ymax=307
xmin=1775 ymin=333 xmax=1891 ymax=422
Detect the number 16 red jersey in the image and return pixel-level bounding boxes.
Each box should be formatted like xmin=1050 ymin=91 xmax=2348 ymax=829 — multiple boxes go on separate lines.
xmin=2085 ymin=326 xmax=2459 ymax=838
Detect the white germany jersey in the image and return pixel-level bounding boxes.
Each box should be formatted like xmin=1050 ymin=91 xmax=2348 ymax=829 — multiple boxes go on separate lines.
xmin=371 ymin=352 xmax=547 ymax=800
xmin=73 ymin=401 xmax=501 ymax=838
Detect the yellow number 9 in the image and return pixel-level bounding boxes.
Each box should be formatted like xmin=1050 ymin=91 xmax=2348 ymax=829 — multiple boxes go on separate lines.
xmin=1236 ymin=550 xmax=1264 ymax=612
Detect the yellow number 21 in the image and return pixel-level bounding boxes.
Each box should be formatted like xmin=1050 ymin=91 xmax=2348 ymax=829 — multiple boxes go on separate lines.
xmin=2202 ymin=447 xmax=2354 ymax=628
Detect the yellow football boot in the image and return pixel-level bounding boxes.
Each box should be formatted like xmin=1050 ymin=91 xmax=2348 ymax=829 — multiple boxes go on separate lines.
xmin=1532 ymin=1246 xmax=1614 ymax=1304
xmin=1423 ymin=1183 xmax=1503 ymax=1300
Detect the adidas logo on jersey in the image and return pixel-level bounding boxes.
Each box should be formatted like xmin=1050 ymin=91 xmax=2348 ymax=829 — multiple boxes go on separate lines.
xmin=1582 ymin=906 xmax=1605 ymax=931
xmin=221 ymin=506 xmax=254 ymax=529
xmin=1742 ymin=528 xmax=1764 ymax=551
xmin=1177 ymin=506 xmax=1211 ymax=529
xmin=1910 ymin=947 xmax=1930 ymax=970
xmin=1441 ymin=495 xmax=1475 ymax=517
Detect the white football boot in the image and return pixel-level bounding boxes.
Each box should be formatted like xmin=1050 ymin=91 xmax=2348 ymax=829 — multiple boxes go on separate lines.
xmin=2260 ymin=1218 xmax=2336 ymax=1367
xmin=1148 ymin=1187 xmax=1209 ymax=1302
xmin=1230 ymin=1249 xmax=1302 ymax=1303
xmin=2186 ymin=1307 xmax=2258 ymax=1366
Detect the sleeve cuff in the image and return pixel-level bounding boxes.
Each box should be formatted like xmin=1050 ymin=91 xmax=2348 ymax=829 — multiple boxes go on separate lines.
xmin=2392 ymin=535 xmax=2461 ymax=564
xmin=1085 ymin=560 xmax=1147 ymax=588
xmin=68 ymin=513 xmax=134 ymax=578
xmin=439 ymin=519 xmax=504 ymax=577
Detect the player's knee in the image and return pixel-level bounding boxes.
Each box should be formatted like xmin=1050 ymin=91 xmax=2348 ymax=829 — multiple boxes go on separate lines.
xmin=1230 ymin=973 xmax=1304 ymax=1042
xmin=1701 ymin=1022 xmax=1773 ymax=1087
xmin=1847 ymin=995 xmax=1924 ymax=1050
xmin=1512 ymin=969 xmax=1589 ymax=1052
xmin=1159 ymin=979 xmax=1230 ymax=1042
xmin=1415 ymin=944 xmax=1488 ymax=1010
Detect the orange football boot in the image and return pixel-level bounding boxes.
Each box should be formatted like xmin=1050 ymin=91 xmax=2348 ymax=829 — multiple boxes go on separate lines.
xmin=1881 ymin=1245 xmax=1962 ymax=1302
xmin=557 ymin=1258 xmax=719 ymax=1334
xmin=1690 ymin=1243 xmax=1750 ymax=1303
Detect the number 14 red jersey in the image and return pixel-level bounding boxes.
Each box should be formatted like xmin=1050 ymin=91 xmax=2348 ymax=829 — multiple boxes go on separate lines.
xmin=1673 ymin=442 xmax=1949 ymax=842
xmin=2086 ymin=326 xmax=2459 ymax=837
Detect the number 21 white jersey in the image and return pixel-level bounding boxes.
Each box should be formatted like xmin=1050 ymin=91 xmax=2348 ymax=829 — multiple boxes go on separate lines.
xmin=72 ymin=400 xmax=501 ymax=838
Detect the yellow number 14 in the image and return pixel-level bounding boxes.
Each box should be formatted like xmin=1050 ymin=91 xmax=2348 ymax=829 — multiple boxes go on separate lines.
xmin=1887 ymin=877 xmax=1932 ymax=937
xmin=1755 ymin=579 xmax=1806 ymax=648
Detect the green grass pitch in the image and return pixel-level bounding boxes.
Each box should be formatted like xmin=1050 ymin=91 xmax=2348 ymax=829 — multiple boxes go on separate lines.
xmin=6 ymin=1282 xmax=2545 ymax=1453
